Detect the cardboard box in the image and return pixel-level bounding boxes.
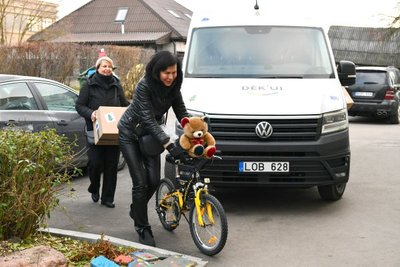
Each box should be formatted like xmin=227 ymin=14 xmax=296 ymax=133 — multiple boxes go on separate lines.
xmin=94 ymin=106 xmax=127 ymax=145
xmin=342 ymin=87 xmax=354 ymax=110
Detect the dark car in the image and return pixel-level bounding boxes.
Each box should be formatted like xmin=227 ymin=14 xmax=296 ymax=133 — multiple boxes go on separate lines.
xmin=0 ymin=74 xmax=125 ymax=170
xmin=346 ymin=66 xmax=400 ymax=124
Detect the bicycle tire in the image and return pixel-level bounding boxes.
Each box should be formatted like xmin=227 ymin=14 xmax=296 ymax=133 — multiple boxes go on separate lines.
xmin=155 ymin=179 xmax=180 ymax=231
xmin=189 ymin=193 xmax=228 ymax=256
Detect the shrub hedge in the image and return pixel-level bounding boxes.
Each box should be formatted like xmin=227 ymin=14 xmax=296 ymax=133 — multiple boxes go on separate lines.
xmin=0 ymin=128 xmax=77 ymax=240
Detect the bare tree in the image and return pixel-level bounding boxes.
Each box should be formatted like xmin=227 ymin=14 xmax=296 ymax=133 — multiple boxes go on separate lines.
xmin=0 ymin=0 xmax=55 ymax=45
xmin=0 ymin=0 xmax=12 ymax=44
xmin=389 ymin=2 xmax=400 ymax=29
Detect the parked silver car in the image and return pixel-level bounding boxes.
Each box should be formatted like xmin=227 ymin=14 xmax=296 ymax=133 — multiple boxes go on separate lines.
xmin=0 ymin=74 xmax=125 ymax=170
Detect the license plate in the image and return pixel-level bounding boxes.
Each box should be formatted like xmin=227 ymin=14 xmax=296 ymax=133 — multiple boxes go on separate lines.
xmin=354 ymin=91 xmax=373 ymax=97
xmin=239 ymin=161 xmax=289 ymax=172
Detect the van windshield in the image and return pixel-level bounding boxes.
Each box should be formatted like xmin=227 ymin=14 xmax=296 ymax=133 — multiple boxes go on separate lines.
xmin=186 ymin=26 xmax=334 ymax=78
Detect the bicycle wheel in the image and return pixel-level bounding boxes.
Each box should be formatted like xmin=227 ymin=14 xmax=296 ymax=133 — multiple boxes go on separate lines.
xmin=189 ymin=193 xmax=228 ymax=256
xmin=155 ymin=179 xmax=180 ymax=231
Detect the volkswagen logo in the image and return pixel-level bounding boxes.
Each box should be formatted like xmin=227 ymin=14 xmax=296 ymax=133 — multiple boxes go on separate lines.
xmin=255 ymin=121 xmax=273 ymax=139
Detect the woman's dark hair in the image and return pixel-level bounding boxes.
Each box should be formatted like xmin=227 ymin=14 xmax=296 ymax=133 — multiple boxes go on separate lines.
xmin=145 ymin=51 xmax=182 ymax=84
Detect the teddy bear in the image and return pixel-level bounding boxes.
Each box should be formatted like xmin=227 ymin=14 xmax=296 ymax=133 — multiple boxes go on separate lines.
xmin=179 ymin=116 xmax=216 ymax=159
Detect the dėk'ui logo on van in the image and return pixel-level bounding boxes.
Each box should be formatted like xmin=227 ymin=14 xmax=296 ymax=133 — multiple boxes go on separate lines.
xmin=242 ymin=85 xmax=283 ymax=96
xmin=255 ymin=121 xmax=273 ymax=139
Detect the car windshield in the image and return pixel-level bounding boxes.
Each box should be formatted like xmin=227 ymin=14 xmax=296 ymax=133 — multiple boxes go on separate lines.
xmin=186 ymin=26 xmax=334 ymax=78
xmin=355 ymin=71 xmax=387 ymax=85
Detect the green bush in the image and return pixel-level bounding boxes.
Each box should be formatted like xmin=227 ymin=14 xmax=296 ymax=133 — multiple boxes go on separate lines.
xmin=124 ymin=63 xmax=145 ymax=100
xmin=0 ymin=129 xmax=77 ymax=241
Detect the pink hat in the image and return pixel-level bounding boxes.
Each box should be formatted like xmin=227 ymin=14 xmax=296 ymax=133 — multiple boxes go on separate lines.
xmin=98 ymin=48 xmax=106 ymax=58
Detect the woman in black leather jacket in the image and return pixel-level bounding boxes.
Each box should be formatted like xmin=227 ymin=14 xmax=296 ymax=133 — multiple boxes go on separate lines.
xmin=118 ymin=51 xmax=189 ymax=246
xmin=76 ymin=56 xmax=129 ymax=208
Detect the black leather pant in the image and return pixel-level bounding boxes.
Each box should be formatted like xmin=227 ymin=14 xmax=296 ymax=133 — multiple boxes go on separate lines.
xmin=87 ymin=145 xmax=120 ymax=203
xmin=119 ymin=130 xmax=161 ymax=231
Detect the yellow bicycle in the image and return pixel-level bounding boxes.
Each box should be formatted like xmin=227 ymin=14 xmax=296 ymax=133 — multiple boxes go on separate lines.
xmin=155 ymin=154 xmax=228 ymax=256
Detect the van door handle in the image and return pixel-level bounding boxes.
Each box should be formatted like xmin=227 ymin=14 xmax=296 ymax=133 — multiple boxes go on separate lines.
xmin=57 ymin=120 xmax=68 ymax=126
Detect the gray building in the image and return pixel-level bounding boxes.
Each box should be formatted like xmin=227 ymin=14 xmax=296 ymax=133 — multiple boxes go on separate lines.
xmin=328 ymin=25 xmax=400 ymax=68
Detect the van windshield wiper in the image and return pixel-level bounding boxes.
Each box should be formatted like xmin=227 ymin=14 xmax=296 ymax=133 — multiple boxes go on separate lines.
xmin=257 ymin=75 xmax=304 ymax=79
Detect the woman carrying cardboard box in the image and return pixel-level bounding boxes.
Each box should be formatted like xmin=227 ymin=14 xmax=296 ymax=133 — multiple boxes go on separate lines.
xmin=76 ymin=54 xmax=129 ymax=208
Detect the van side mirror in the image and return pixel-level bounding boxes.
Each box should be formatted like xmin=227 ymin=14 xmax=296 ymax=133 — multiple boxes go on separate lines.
xmin=337 ymin=60 xmax=356 ymax=86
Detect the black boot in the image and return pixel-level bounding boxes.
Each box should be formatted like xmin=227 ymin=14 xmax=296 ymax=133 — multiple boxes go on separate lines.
xmin=91 ymin=192 xmax=99 ymax=202
xmin=138 ymin=227 xmax=156 ymax=247
xmin=88 ymin=187 xmax=99 ymax=203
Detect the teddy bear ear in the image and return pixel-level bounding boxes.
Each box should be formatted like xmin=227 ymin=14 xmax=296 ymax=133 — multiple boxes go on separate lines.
xmin=181 ymin=117 xmax=190 ymax=127
xmin=201 ymin=116 xmax=208 ymax=122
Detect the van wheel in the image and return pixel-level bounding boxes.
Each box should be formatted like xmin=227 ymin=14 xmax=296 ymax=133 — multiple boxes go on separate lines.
xmin=317 ymin=183 xmax=346 ymax=201
xmin=117 ymin=152 xmax=126 ymax=171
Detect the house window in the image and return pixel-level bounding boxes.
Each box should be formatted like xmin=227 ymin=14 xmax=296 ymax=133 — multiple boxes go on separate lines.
xmin=115 ymin=7 xmax=128 ymax=23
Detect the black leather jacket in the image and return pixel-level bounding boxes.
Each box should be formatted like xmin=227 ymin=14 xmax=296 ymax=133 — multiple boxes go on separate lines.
xmin=76 ymin=72 xmax=130 ymax=130
xmin=118 ymin=77 xmax=189 ymax=146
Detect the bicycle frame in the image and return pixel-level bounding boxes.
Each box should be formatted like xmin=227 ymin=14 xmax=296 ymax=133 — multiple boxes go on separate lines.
xmin=159 ymin=158 xmax=215 ymax=226
xmin=157 ymin=155 xmax=227 ymax=256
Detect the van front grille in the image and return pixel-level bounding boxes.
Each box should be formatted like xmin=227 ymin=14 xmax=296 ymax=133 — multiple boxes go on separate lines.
xmin=208 ymin=117 xmax=322 ymax=142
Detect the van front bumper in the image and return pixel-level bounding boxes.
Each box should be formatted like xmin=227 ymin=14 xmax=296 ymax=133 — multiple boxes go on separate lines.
xmin=201 ymin=129 xmax=350 ymax=187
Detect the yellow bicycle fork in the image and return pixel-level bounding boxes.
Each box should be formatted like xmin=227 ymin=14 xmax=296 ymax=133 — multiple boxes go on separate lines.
xmin=195 ymin=189 xmax=214 ymax=227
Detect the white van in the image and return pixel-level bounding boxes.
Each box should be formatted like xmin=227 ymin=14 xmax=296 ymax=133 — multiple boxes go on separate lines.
xmin=166 ymin=1 xmax=356 ymax=201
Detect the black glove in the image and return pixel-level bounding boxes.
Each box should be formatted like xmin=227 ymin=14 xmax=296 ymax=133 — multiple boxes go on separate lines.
xmin=166 ymin=143 xmax=186 ymax=162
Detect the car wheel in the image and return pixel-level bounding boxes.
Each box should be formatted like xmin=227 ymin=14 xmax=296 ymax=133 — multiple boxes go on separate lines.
xmin=388 ymin=104 xmax=400 ymax=124
xmin=117 ymin=152 xmax=126 ymax=171
xmin=317 ymin=183 xmax=346 ymax=201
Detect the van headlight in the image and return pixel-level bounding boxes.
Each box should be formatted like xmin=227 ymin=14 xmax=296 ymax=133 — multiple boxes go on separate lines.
xmin=321 ymin=109 xmax=348 ymax=134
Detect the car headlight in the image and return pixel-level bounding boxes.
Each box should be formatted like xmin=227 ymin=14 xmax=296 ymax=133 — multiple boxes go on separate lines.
xmin=321 ymin=109 xmax=348 ymax=134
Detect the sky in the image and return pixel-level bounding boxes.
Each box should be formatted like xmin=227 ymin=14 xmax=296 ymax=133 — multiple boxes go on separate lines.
xmin=49 ymin=0 xmax=399 ymax=28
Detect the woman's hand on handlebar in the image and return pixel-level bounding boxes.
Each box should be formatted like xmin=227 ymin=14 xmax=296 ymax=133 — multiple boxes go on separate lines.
xmin=166 ymin=143 xmax=186 ymax=162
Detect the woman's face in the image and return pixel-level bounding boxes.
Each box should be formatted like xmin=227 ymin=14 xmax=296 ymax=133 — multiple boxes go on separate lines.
xmin=98 ymin=60 xmax=113 ymax=76
xmin=159 ymin=64 xmax=177 ymax=87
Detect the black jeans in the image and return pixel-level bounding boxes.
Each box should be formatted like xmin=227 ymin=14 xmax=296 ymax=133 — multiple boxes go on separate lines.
xmin=87 ymin=145 xmax=120 ymax=203
xmin=119 ymin=131 xmax=161 ymax=231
